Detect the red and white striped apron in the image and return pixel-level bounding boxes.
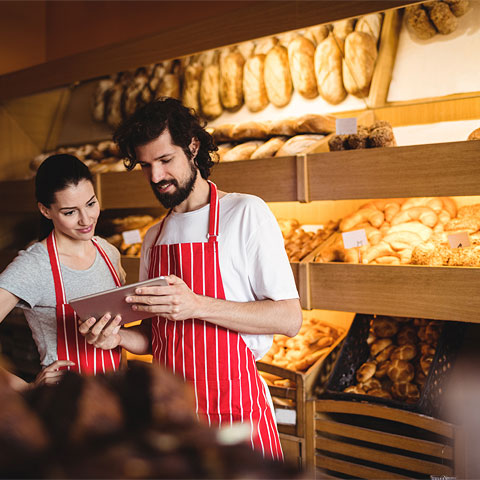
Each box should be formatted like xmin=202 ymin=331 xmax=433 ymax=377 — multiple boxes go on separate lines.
xmin=47 ymin=231 xmax=122 ymax=375
xmin=148 ymin=181 xmax=283 ymax=460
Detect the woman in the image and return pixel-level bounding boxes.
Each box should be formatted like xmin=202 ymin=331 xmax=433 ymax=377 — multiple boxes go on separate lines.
xmin=0 ymin=154 xmax=125 ymax=391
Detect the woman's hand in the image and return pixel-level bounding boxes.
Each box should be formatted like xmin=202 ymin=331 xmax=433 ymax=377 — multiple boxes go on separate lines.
xmin=32 ymin=359 xmax=75 ymax=387
xmin=78 ymin=313 xmax=123 ymax=350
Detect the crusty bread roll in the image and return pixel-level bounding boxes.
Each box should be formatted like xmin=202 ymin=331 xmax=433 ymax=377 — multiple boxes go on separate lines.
xmin=370 ymin=338 xmax=392 ymax=357
xmin=424 ymin=1 xmax=458 ymax=34
xmin=250 ymin=137 xmax=287 ymax=159
xmin=356 ymin=361 xmax=376 ymax=383
xmin=92 ymin=76 xmax=115 ymax=123
xmin=222 ymin=141 xmax=263 ymax=162
xmin=303 ymin=25 xmax=330 ymax=46
xmin=266 ymin=118 xmax=297 ymax=137
xmin=264 ymin=44 xmax=293 ymax=107
xmin=294 ymin=114 xmax=337 ymax=134
xmin=288 ymin=35 xmax=318 ymax=99
xmin=333 ymin=18 xmax=355 ymax=40
xmin=275 ymin=134 xmax=325 ymax=157
xmin=343 ymin=31 xmax=378 ymax=98
xmin=230 ymin=121 xmax=269 ymax=141
xmin=220 ymin=50 xmax=245 ymax=111
xmin=243 ymin=54 xmax=269 ymax=112
xmin=182 ymin=62 xmax=203 ymax=113
xmin=367 ymin=388 xmax=392 ymax=399
xmin=355 ymin=13 xmax=383 ymax=43
xmin=397 ymin=326 xmax=418 ymax=346
xmin=200 ymin=58 xmax=223 ymax=120
xmin=405 ymin=4 xmax=436 ymax=39
xmin=344 ymin=385 xmax=366 ymax=394
xmin=444 ymin=0 xmax=470 ymax=16
xmin=156 ymin=73 xmax=181 ymax=100
xmin=387 ymin=359 xmax=414 ymax=383
xmin=390 ymin=344 xmax=417 ymax=361
xmin=391 ymin=381 xmax=420 ymax=402
xmin=374 ymin=360 xmax=391 ymax=379
xmin=467 ymin=127 xmax=480 ymax=141
xmin=375 ymin=344 xmax=396 ymax=363
xmin=361 ymin=377 xmax=382 ymax=391
xmin=212 ymin=124 xmax=235 ymax=144
xmin=314 ymin=34 xmax=347 ymax=104
xmin=372 ymin=317 xmax=399 ymax=338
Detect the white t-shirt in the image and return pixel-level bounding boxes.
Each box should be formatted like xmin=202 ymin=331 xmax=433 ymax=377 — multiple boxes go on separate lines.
xmin=140 ymin=192 xmax=299 ymax=359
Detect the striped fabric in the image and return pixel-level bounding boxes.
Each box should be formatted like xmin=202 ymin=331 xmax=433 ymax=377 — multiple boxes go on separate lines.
xmin=47 ymin=231 xmax=122 ymax=375
xmin=148 ymin=182 xmax=283 ymax=460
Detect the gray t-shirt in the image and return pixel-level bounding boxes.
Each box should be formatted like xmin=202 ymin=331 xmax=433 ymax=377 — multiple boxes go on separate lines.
xmin=0 ymin=237 xmax=125 ymax=367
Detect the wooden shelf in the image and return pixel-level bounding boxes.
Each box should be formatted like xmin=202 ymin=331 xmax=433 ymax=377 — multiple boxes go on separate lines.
xmin=0 ymin=1 xmax=416 ymax=101
xmin=307 ymin=140 xmax=480 ymax=201
xmin=305 ymin=263 xmax=480 ymax=323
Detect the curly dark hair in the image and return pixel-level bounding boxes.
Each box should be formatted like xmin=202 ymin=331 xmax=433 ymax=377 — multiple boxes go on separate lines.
xmin=113 ymin=97 xmax=218 ymax=179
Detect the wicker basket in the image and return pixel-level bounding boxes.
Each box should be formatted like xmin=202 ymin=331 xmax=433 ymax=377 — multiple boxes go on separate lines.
xmin=321 ymin=314 xmax=466 ymax=419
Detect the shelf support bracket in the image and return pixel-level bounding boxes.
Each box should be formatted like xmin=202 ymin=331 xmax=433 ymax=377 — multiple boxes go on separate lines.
xmin=296 ymin=154 xmax=310 ymax=203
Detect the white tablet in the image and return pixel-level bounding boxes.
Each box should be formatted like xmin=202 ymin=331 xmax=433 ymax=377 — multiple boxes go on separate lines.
xmin=70 ymin=276 xmax=168 ymax=325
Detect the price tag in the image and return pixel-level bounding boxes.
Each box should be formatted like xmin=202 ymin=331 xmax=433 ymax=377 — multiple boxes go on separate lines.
xmin=275 ymin=408 xmax=296 ymax=425
xmin=122 ymin=229 xmax=142 ymax=245
xmin=342 ymin=229 xmax=368 ymax=249
xmin=447 ymin=232 xmax=471 ymax=249
xmin=336 ymin=117 xmax=358 ymax=135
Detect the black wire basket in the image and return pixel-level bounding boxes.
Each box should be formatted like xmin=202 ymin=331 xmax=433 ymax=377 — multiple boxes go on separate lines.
xmin=321 ymin=314 xmax=466 ymax=419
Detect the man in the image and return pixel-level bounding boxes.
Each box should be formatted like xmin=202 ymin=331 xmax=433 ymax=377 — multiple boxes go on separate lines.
xmin=80 ymin=98 xmax=302 ymax=460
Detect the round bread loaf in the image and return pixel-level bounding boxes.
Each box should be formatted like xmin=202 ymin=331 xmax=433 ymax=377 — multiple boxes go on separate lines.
xmin=387 ymin=359 xmax=414 ymax=383
xmin=356 ymin=361 xmax=377 ymax=383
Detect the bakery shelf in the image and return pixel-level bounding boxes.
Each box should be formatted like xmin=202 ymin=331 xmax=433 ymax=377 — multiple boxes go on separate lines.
xmin=306 ymin=140 xmax=480 ymax=201
xmin=304 ymin=262 xmax=480 ymax=323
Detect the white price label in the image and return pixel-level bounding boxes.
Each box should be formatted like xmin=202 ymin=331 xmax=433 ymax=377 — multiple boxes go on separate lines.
xmin=342 ymin=229 xmax=368 ymax=249
xmin=122 ymin=229 xmax=142 ymax=245
xmin=447 ymin=232 xmax=471 ymax=249
xmin=275 ymin=408 xmax=297 ymax=425
xmin=336 ymin=117 xmax=358 ymax=135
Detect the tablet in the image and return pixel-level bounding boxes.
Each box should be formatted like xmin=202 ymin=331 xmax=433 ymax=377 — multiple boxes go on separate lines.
xmin=70 ymin=276 xmax=168 ymax=325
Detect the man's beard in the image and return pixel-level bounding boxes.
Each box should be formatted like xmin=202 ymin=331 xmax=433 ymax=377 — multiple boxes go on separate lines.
xmin=150 ymin=161 xmax=198 ymax=209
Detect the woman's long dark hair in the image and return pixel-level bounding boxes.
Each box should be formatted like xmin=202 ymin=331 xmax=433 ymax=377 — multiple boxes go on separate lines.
xmin=35 ymin=154 xmax=94 ymax=240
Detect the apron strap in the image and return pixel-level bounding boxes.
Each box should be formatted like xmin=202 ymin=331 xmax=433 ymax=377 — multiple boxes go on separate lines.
xmin=47 ymin=231 xmax=67 ymax=305
xmin=151 ymin=181 xmax=220 ymax=246
xmin=92 ymin=238 xmax=122 ymax=287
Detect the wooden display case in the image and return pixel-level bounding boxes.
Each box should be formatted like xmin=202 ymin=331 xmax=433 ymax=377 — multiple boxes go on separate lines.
xmin=308 ymin=399 xmax=465 ymax=479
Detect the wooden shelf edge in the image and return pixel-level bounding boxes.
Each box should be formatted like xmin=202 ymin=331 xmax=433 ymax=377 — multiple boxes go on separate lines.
xmin=308 ymin=262 xmax=480 ymax=323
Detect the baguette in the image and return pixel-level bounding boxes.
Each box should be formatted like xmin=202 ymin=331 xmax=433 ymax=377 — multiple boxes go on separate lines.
xmin=220 ymin=50 xmax=245 ymax=111
xmin=264 ymin=45 xmax=293 ymax=107
xmin=222 ymin=141 xmax=263 ymax=162
xmin=243 ymin=54 xmax=269 ymax=112
xmin=288 ymin=35 xmax=318 ymax=99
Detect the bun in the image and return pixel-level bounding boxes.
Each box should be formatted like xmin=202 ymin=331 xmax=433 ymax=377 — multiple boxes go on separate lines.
xmin=391 ymin=382 xmax=420 ymax=403
xmin=371 ymin=317 xmax=399 ymax=338
xmin=275 ymin=135 xmax=325 ymax=157
xmin=374 ymin=360 xmax=391 ymax=379
xmin=367 ymin=388 xmax=392 ymax=399
xmin=424 ymin=1 xmax=458 ymax=34
xmin=356 ymin=362 xmax=376 ymax=383
xmin=387 ymin=359 xmax=414 ymax=383
xmin=375 ymin=344 xmax=395 ymax=363
xmin=344 ymin=385 xmax=366 ymax=394
xmin=390 ymin=344 xmax=417 ymax=361
xmin=444 ymin=0 xmax=470 ymax=16
xmin=405 ymin=4 xmax=436 ymax=39
xmin=370 ymin=338 xmax=392 ymax=357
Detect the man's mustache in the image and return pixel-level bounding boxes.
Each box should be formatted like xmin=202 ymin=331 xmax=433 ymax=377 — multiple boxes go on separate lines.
xmin=151 ymin=179 xmax=178 ymax=189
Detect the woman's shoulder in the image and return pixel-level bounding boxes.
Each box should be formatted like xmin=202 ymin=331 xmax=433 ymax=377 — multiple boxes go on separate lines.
xmin=93 ymin=236 xmax=121 ymax=257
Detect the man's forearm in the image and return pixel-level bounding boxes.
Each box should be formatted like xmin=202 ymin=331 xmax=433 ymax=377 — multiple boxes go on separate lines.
xmin=119 ymin=322 xmax=152 ymax=354
xmin=195 ymin=297 xmax=302 ymax=337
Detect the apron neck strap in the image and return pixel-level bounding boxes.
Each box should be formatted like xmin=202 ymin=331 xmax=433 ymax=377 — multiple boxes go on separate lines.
xmin=153 ymin=180 xmax=220 ymax=245
xmin=47 ymin=230 xmax=67 ymax=304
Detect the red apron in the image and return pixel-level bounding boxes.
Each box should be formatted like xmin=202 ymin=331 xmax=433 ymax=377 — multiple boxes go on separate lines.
xmin=47 ymin=231 xmax=122 ymax=374
xmin=148 ymin=182 xmax=283 ymax=460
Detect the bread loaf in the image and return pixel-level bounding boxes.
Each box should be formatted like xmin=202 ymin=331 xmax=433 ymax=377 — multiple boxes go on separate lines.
xmin=405 ymin=4 xmax=436 ymax=39
xmin=266 ymin=118 xmax=297 ymax=136
xmin=182 ymin=62 xmax=203 ymax=113
xmin=333 ymin=18 xmax=355 ymax=40
xmin=230 ymin=121 xmax=269 ymax=141
xmin=303 ymin=25 xmax=330 ymax=45
xmin=356 ymin=362 xmax=376 ymax=383
xmin=444 ymin=0 xmax=470 ymax=16
xmin=275 ymin=135 xmax=325 ymax=157
xmin=314 ymin=34 xmax=347 ymax=104
xmin=425 ymin=1 xmax=458 ymax=34
xmin=387 ymin=359 xmax=414 ymax=383
xmin=220 ymin=50 xmax=245 ymax=111
xmin=92 ymin=76 xmax=115 ymax=123
xmin=468 ymin=127 xmax=480 ymax=140
xmin=211 ymin=124 xmax=234 ymax=143
xmin=355 ymin=13 xmax=383 ymax=43
xmin=343 ymin=31 xmax=377 ymax=98
xmin=243 ymin=54 xmax=269 ymax=112
xmin=264 ymin=44 xmax=293 ymax=107
xmin=200 ymin=60 xmax=223 ymax=120
xmin=250 ymin=137 xmax=287 ymax=159
xmin=294 ymin=114 xmax=337 ymax=134
xmin=287 ymin=35 xmax=318 ymax=99
xmin=222 ymin=141 xmax=263 ymax=162
xmin=156 ymin=73 xmax=180 ymax=100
